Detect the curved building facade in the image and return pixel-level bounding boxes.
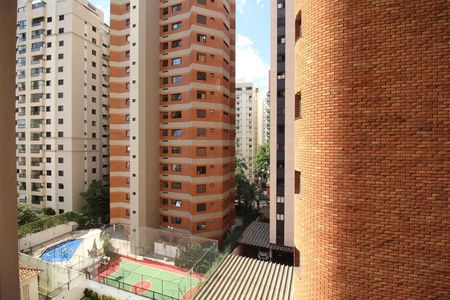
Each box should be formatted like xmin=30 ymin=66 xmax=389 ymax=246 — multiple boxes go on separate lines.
xmin=110 ymin=0 xmax=235 ymax=243
xmin=294 ymin=0 xmax=449 ymax=298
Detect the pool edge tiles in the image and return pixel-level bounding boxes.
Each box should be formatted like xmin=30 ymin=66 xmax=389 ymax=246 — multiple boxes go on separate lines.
xmin=40 ymin=239 xmax=83 ymax=263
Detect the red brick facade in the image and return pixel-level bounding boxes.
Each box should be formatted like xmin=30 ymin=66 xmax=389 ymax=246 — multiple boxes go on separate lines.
xmin=294 ymin=0 xmax=450 ymax=298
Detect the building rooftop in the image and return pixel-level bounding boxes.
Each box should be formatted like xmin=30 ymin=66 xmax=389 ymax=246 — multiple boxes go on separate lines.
xmin=238 ymin=221 xmax=293 ymax=253
xmin=194 ymin=254 xmax=293 ymax=300
xmin=18 ymin=264 xmax=42 ymax=282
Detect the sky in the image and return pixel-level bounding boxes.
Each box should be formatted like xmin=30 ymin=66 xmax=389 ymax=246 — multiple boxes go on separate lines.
xmin=90 ymin=0 xmax=270 ymax=92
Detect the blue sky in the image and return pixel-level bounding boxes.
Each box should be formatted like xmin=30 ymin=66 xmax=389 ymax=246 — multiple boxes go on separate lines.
xmin=90 ymin=0 xmax=270 ymax=91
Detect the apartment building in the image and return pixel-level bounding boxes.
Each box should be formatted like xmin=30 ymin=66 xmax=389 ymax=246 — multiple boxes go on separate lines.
xmin=257 ymin=90 xmax=270 ymax=146
xmin=269 ymin=0 xmax=295 ymax=249
xmin=236 ymin=82 xmax=258 ymax=179
xmin=109 ymin=0 xmax=236 ymax=243
xmin=293 ymin=0 xmax=450 ymax=298
xmin=15 ymin=0 xmax=109 ymax=213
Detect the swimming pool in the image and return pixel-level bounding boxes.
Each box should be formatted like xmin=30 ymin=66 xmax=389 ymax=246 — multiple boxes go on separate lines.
xmin=40 ymin=239 xmax=82 ymax=263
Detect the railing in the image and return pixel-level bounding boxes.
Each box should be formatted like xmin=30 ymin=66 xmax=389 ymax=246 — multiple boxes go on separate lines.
xmin=96 ymin=275 xmax=178 ymax=300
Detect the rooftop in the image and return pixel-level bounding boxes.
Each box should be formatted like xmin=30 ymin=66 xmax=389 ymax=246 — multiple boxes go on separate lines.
xmin=238 ymin=221 xmax=293 ymax=253
xmin=194 ymin=254 xmax=294 ymax=300
xmin=18 ymin=264 xmax=42 ymax=282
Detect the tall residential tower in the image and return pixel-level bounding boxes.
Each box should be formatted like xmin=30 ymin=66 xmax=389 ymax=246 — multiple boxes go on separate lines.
xmin=15 ymin=0 xmax=109 ymax=213
xmin=269 ymin=0 xmax=295 ymax=250
xmin=236 ymin=82 xmax=258 ymax=180
xmin=109 ymin=0 xmax=236 ymax=242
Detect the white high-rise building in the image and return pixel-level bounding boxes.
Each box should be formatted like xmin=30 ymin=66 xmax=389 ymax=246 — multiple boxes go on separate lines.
xmin=236 ymin=82 xmax=259 ymax=179
xmin=15 ymin=0 xmax=109 ymax=213
xmin=257 ymin=90 xmax=270 ymax=146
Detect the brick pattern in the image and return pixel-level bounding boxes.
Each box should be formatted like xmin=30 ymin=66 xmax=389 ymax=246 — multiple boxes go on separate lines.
xmin=294 ymin=0 xmax=450 ymax=298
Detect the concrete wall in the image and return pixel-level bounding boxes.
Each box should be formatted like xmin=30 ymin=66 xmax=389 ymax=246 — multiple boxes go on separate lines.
xmin=54 ymin=280 xmax=148 ymax=300
xmin=20 ymin=275 xmax=39 ymax=300
xmin=18 ymin=222 xmax=77 ymax=251
xmin=0 ymin=1 xmax=20 ymax=299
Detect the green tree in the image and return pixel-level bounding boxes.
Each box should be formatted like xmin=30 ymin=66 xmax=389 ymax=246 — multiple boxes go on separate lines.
xmin=254 ymin=143 xmax=270 ymax=179
xmin=80 ymin=181 xmax=109 ymax=223
xmin=17 ymin=204 xmax=39 ymax=226
xmin=235 ymin=156 xmax=257 ymax=208
xmin=175 ymin=243 xmax=218 ymax=274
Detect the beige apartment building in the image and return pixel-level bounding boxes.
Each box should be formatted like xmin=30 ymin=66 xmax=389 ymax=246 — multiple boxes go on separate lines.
xmin=15 ymin=0 xmax=109 ymax=213
xmin=236 ymin=82 xmax=258 ymax=180
xmin=257 ymin=90 xmax=270 ymax=146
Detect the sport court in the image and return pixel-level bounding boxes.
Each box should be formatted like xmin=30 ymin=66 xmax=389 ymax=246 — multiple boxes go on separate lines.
xmin=98 ymin=256 xmax=202 ymax=300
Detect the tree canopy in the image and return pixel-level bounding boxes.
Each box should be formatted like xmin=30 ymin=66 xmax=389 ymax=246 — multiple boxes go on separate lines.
xmin=254 ymin=143 xmax=270 ymax=178
xmin=80 ymin=181 xmax=109 ymax=223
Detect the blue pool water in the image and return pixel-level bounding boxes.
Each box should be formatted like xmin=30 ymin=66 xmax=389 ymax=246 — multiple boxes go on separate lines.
xmin=40 ymin=239 xmax=82 ymax=263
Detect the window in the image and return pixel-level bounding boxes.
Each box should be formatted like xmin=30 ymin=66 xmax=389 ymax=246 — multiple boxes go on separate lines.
xmin=197 ymin=203 xmax=206 ymax=212
xmin=172 ymin=93 xmax=182 ymax=101
xmin=196 ymin=147 xmax=206 ymax=156
xmin=197 ymin=90 xmax=206 ymax=99
xmin=172 ymin=182 xmax=182 ymax=189
xmin=162 ymin=7 xmax=168 ymax=15
xmin=171 ymin=111 xmax=182 ymax=119
xmin=58 ymin=28 xmax=64 ymax=34
xmin=197 ymin=110 xmax=206 ymax=118
xmin=172 ymin=217 xmax=182 ymax=224
xmin=197 ymin=15 xmax=207 ymax=24
xmin=171 ymin=39 xmax=181 ymax=48
xmin=172 ymin=22 xmax=182 ymax=30
xmin=196 ymin=184 xmax=206 ymax=193
xmin=59 ymin=15 xmax=64 ymax=21
xmin=162 ymin=215 xmax=168 ymax=222
xmin=277 ymin=213 xmax=285 ymax=221
xmin=295 ymin=171 xmax=301 ymax=194
xmin=172 ymin=4 xmax=182 ymax=12
xmin=162 ymin=59 xmax=168 ymax=67
xmin=172 ymin=76 xmax=182 ymax=84
xmin=197 ymin=53 xmax=206 ymax=62
xmin=172 ymin=164 xmax=182 ymax=172
xmin=197 ymin=128 xmax=206 ymax=137
xmin=295 ymin=11 xmax=302 ymax=40
xmin=197 ymin=34 xmax=207 ymax=43
xmin=196 ymin=166 xmax=206 ymax=174
xmin=162 ymin=77 xmax=168 ymax=85
xmin=172 ymin=200 xmax=182 ymax=207
xmin=295 ymin=92 xmax=301 ymax=119
xmin=172 ymin=129 xmax=182 ymax=137
xmin=162 ymin=164 xmax=169 ymax=171
xmin=58 ymin=184 xmax=64 ymax=189
xmin=197 ymin=72 xmax=207 ymax=81
xmin=172 ymin=147 xmax=182 ymax=154
xmin=172 ymin=57 xmax=182 ymax=65
xmin=196 ymin=222 xmax=206 ymax=231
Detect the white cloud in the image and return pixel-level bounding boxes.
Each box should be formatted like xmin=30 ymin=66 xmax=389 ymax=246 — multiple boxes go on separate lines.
xmin=236 ymin=0 xmax=248 ymax=14
xmin=236 ymin=34 xmax=269 ymax=93
xmin=237 ymin=0 xmax=265 ymax=14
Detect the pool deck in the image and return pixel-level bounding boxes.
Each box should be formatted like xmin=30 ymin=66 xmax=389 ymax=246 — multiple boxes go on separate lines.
xmin=32 ymin=229 xmax=103 ymax=269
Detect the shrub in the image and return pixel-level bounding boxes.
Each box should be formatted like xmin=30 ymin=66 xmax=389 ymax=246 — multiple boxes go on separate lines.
xmin=18 ymin=211 xmax=87 ymax=238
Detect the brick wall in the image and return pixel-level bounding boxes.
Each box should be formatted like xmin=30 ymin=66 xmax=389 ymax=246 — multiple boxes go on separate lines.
xmin=294 ymin=0 xmax=450 ymax=298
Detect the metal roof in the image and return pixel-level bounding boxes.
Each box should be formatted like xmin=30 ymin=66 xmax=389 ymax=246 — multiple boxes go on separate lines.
xmin=194 ymin=254 xmax=294 ymax=300
xmin=238 ymin=221 xmax=294 ymax=253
